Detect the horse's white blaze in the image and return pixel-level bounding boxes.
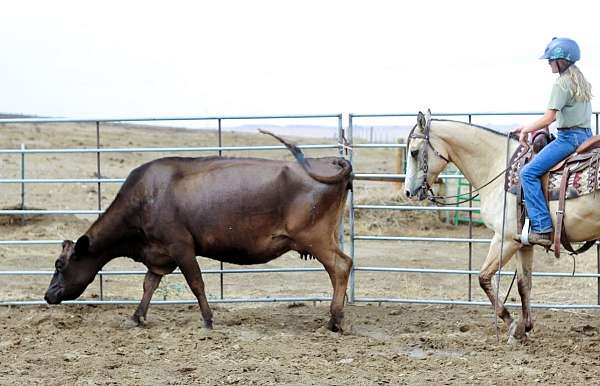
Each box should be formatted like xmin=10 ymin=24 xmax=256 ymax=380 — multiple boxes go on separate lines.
xmin=404 ymin=141 xmax=422 ymax=196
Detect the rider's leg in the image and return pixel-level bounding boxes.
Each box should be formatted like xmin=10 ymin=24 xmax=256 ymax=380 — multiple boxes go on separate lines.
xmin=520 ymin=134 xmax=577 ymax=236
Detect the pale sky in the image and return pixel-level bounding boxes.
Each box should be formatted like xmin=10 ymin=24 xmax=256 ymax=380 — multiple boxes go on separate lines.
xmin=1 ymin=0 xmax=599 ymax=121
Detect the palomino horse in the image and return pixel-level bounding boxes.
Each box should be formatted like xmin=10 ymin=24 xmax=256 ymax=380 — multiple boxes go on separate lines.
xmin=404 ymin=110 xmax=600 ymax=343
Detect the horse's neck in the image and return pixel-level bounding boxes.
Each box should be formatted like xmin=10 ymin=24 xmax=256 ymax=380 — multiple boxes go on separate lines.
xmin=431 ymin=121 xmax=515 ymax=189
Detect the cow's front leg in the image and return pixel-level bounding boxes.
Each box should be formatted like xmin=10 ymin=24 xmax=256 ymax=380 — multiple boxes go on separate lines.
xmin=131 ymin=270 xmax=163 ymax=325
xmin=171 ymin=244 xmax=213 ymax=329
xmin=131 ymin=270 xmax=162 ymax=326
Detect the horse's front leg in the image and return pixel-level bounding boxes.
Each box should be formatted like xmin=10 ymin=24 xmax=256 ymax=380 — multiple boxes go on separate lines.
xmin=478 ymin=236 xmax=520 ymax=333
xmin=509 ymin=246 xmax=534 ymax=344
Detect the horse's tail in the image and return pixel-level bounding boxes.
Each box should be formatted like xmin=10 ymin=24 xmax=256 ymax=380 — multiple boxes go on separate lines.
xmin=258 ymin=129 xmax=352 ymax=185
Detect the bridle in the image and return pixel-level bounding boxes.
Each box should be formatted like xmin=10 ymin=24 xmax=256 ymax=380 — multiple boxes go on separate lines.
xmin=407 ymin=117 xmax=452 ymax=201
xmin=407 ymin=118 xmax=528 ymax=206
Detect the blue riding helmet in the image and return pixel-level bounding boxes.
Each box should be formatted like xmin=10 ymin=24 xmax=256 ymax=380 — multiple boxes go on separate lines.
xmin=539 ymin=37 xmax=580 ymax=62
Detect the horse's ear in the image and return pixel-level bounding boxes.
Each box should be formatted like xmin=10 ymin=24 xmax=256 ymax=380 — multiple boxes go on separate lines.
xmin=417 ymin=111 xmax=426 ymax=131
xmin=74 ymin=235 xmax=90 ymax=259
xmin=425 ymin=109 xmax=432 ymax=125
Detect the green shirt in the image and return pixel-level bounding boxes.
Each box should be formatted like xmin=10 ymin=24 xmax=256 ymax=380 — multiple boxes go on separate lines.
xmin=547 ymin=77 xmax=592 ymax=128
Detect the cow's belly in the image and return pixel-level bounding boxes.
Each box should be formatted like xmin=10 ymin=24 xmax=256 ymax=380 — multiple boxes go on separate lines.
xmin=198 ymin=234 xmax=291 ymax=265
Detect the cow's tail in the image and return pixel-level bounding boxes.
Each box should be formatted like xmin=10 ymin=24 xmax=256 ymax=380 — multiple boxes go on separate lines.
xmin=259 ymin=129 xmax=352 ymax=185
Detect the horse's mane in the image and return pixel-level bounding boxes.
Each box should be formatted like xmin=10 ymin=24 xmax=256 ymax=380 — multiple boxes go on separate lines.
xmin=433 ymin=119 xmax=508 ymax=138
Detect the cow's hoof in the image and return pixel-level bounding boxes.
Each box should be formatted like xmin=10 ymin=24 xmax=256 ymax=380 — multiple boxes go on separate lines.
xmin=327 ymin=319 xmax=343 ymax=333
xmin=121 ymin=316 xmax=142 ymax=329
xmin=132 ymin=314 xmax=147 ymax=326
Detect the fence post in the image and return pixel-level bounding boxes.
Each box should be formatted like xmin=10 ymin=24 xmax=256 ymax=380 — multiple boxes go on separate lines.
xmin=596 ymin=113 xmax=600 ymax=304
xmin=20 ymin=144 xmax=25 ymax=210
xmin=20 ymin=143 xmax=26 ymax=225
xmin=218 ymin=118 xmax=224 ymax=300
xmin=467 ymin=114 xmax=473 ymax=301
xmin=348 ymin=114 xmax=356 ymax=303
xmin=396 ymin=138 xmax=405 ymax=191
xmin=338 ymin=114 xmax=345 ymax=252
xmin=96 ymin=121 xmax=104 ymax=300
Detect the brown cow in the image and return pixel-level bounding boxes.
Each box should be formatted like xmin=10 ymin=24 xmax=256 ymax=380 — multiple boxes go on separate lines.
xmin=45 ymin=131 xmax=353 ymax=331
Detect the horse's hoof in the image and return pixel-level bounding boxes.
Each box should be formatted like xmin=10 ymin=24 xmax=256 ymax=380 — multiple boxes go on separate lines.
xmin=203 ymin=319 xmax=213 ymax=330
xmin=507 ymin=320 xmax=528 ymax=345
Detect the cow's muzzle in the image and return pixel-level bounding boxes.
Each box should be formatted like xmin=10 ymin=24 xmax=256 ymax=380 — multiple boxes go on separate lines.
xmin=44 ymin=288 xmax=63 ymax=304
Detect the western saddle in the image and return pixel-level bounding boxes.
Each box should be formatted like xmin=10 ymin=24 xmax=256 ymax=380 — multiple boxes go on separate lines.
xmin=506 ymin=131 xmax=600 ymax=257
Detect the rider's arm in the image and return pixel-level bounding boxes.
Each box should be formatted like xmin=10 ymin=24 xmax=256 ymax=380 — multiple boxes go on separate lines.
xmin=521 ymin=109 xmax=557 ymax=134
xmin=514 ymin=109 xmax=557 ymax=143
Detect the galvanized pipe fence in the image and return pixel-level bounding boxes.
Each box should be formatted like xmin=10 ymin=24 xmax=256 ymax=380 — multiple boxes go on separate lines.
xmin=1 ymin=112 xmax=600 ymax=309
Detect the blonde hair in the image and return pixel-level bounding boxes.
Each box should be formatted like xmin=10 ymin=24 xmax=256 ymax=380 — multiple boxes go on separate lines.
xmin=558 ymin=64 xmax=593 ymax=102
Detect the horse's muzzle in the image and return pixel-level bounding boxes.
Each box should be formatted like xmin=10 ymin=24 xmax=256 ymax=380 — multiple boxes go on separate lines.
xmin=405 ymin=187 xmax=427 ymax=201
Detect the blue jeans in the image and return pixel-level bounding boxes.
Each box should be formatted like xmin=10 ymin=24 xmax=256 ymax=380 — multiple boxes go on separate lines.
xmin=520 ymin=127 xmax=592 ymax=233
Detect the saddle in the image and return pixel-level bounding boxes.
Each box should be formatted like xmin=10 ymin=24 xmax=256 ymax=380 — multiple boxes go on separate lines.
xmin=505 ymin=131 xmax=600 ymax=257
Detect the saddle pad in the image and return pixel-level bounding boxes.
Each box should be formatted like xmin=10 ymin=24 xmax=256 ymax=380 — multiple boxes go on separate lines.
xmin=505 ymin=145 xmax=600 ymax=201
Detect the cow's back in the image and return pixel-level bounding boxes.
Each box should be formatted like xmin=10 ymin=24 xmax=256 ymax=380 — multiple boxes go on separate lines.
xmin=134 ymin=156 xmax=348 ymax=262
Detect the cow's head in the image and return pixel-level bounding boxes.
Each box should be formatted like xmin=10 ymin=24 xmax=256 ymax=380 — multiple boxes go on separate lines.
xmin=44 ymin=236 xmax=97 ymax=304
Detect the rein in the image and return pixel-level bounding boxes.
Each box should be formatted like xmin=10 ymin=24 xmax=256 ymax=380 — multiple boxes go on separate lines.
xmin=408 ymin=121 xmax=528 ymax=206
xmin=427 ymin=151 xmax=525 ymax=206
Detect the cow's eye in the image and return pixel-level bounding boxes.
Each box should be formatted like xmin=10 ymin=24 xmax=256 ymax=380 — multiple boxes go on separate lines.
xmin=55 ymin=260 xmax=65 ymax=272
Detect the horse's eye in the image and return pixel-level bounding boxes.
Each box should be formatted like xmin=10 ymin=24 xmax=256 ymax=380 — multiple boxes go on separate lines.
xmin=410 ymin=149 xmax=419 ymax=158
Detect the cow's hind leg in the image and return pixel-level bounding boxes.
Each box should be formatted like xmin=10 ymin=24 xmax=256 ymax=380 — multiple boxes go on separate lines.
xmin=311 ymin=241 xmax=352 ymax=332
xmin=131 ymin=270 xmax=163 ymax=325
xmin=170 ymin=244 xmax=213 ymax=329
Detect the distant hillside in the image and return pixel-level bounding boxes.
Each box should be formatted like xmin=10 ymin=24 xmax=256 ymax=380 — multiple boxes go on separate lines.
xmin=0 ymin=113 xmax=38 ymax=119
xmin=0 ymin=113 xmax=517 ymax=142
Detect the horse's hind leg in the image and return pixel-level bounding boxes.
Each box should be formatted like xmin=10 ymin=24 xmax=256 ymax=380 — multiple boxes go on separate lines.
xmin=510 ymin=246 xmax=534 ymax=344
xmin=131 ymin=270 xmax=163 ymax=325
xmin=478 ymin=236 xmax=520 ymax=329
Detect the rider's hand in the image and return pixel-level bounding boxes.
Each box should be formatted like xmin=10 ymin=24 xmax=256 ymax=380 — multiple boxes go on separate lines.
xmin=519 ymin=130 xmax=528 ymax=145
xmin=512 ymin=126 xmax=528 ymax=145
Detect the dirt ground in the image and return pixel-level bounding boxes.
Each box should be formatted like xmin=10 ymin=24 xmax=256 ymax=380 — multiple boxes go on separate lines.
xmin=1 ymin=121 xmax=600 ymax=385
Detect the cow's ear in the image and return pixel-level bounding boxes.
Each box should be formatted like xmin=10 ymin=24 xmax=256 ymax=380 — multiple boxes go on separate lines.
xmin=59 ymin=240 xmax=76 ymax=264
xmin=62 ymin=240 xmax=75 ymax=251
xmin=74 ymin=235 xmax=90 ymax=259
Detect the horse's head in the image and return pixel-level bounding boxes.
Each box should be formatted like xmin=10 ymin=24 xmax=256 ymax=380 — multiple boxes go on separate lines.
xmin=405 ymin=110 xmax=450 ymax=200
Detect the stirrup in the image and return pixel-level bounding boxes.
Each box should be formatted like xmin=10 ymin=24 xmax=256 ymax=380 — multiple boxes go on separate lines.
xmin=520 ymin=218 xmax=531 ymax=245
